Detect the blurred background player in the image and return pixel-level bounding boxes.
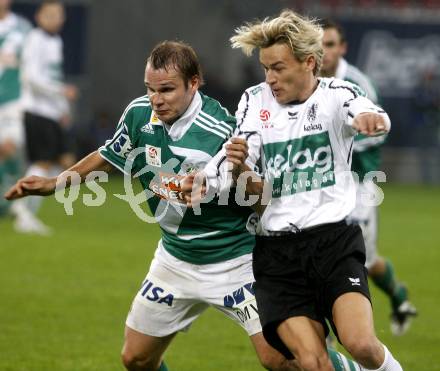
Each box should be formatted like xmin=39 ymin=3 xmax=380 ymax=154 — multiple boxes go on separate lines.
xmin=320 ymin=18 xmax=417 ymax=336
xmin=14 ymin=0 xmax=78 ymax=234
xmin=0 ymin=0 xmax=30 ymax=217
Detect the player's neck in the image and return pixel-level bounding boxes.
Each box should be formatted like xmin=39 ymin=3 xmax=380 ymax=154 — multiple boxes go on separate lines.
xmin=320 ymin=68 xmax=336 ymax=78
xmin=298 ymin=76 xmax=319 ymax=102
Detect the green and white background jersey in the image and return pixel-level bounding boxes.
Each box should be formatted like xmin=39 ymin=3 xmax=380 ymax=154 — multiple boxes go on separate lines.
xmin=0 ymin=13 xmax=31 ymax=105
xmin=206 ymin=78 xmax=390 ymax=233
xmin=21 ymin=28 xmax=69 ymax=121
xmin=99 ymin=92 xmax=254 ymax=264
xmin=336 ymin=58 xmax=386 ymax=180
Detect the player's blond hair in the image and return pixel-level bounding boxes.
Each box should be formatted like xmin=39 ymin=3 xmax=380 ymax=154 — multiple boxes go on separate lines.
xmin=230 ymin=10 xmax=324 ymax=75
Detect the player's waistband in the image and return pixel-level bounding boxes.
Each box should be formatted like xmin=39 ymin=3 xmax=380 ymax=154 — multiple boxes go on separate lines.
xmin=259 ymin=220 xmax=348 ymax=240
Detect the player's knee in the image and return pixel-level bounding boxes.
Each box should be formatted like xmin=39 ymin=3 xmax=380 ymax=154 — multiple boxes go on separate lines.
xmin=343 ymin=336 xmax=381 ymax=364
xmin=297 ymin=352 xmax=333 ymax=371
xmin=121 ymin=348 xmax=158 ymax=371
xmin=257 ymin=352 xmax=276 ymax=370
xmin=257 ymin=351 xmax=298 ymax=370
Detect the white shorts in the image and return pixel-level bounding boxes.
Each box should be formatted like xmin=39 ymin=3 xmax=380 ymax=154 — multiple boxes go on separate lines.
xmin=126 ymin=242 xmax=261 ymax=337
xmin=348 ymin=181 xmax=379 ymax=269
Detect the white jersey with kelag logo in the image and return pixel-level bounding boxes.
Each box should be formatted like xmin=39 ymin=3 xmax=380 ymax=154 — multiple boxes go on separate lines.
xmin=0 ymin=12 xmax=31 ymax=106
xmin=99 ymin=92 xmax=254 ymax=264
xmin=204 ymin=77 xmax=390 ymax=233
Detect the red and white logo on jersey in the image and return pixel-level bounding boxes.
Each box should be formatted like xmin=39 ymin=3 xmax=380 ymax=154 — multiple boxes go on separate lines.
xmin=148 ymin=147 xmax=157 ymax=157
xmin=145 ymin=145 xmax=162 ymax=167
xmin=260 ymin=109 xmax=274 ymax=129
xmin=260 ymin=109 xmax=271 ymax=122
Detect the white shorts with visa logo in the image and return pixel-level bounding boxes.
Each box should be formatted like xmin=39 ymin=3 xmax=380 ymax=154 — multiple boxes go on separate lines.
xmin=126 ymin=241 xmax=261 ymax=337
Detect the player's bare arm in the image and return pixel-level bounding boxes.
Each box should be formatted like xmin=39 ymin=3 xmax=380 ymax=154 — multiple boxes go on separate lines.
xmin=4 ymin=150 xmax=114 ymax=200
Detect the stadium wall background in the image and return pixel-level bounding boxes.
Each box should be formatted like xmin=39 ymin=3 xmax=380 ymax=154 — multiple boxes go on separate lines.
xmin=13 ymin=0 xmax=440 ymax=183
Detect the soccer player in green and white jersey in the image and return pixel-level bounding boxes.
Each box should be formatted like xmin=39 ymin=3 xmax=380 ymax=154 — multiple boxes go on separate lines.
xmin=0 ymin=0 xmax=31 ymax=215
xmin=320 ymin=19 xmax=417 ymax=336
xmin=5 ymin=40 xmax=362 ymax=371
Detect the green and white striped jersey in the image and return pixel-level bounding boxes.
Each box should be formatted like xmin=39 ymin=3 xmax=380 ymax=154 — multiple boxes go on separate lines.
xmin=336 ymin=58 xmax=385 ymax=179
xmin=0 ymin=13 xmax=31 ymax=105
xmin=99 ymin=92 xmax=254 ymax=264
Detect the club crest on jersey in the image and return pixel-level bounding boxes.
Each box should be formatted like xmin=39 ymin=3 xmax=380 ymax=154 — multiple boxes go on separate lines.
xmin=260 ymin=109 xmax=274 ymax=129
xmin=307 ymin=103 xmax=318 ymax=123
xmin=181 ymin=162 xmax=198 ymax=174
xmin=145 ymin=145 xmax=162 ymax=167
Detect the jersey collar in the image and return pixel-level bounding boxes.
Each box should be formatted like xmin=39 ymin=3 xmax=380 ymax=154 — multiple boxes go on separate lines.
xmin=163 ymin=91 xmax=202 ymax=141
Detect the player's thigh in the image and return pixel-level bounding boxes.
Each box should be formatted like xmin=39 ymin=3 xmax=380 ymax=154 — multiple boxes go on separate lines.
xmin=332 ymin=292 xmax=376 ymax=345
xmin=126 ymin=243 xmax=209 ymax=337
xmin=249 ymin=332 xmax=300 ymax=371
xmin=122 ymin=326 xmax=176 ymax=367
xmin=277 ymin=316 xmax=327 ymax=358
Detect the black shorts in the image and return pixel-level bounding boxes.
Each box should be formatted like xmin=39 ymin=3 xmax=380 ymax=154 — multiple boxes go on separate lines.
xmin=253 ymin=221 xmax=370 ymax=359
xmin=24 ymin=112 xmax=68 ymax=162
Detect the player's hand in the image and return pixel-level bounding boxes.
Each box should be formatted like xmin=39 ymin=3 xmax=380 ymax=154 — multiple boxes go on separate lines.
xmin=4 ymin=176 xmax=57 ymax=200
xmin=180 ymin=172 xmax=206 ymax=207
xmin=352 ymin=112 xmax=388 ymax=136
xmin=226 ymin=137 xmax=249 ymax=181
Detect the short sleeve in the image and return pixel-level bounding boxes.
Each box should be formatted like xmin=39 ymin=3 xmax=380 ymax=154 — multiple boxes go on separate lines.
xmin=98 ymin=107 xmax=136 ymax=175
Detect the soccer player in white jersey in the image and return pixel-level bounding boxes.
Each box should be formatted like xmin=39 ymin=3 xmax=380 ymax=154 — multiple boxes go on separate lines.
xmin=197 ymin=10 xmax=403 ymax=371
xmin=320 ymin=18 xmax=417 ymax=336
xmin=5 ymin=40 xmax=362 ymax=371
xmin=13 ymin=0 xmax=78 ymax=234
xmin=0 ymin=0 xmax=31 ymax=216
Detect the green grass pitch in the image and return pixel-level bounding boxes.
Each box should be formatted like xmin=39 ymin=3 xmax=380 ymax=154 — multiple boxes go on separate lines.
xmin=1 ymin=178 xmax=439 ymax=370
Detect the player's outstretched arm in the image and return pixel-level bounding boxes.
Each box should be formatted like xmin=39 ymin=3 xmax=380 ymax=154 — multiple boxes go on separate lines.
xmin=4 ymin=150 xmax=114 ymax=200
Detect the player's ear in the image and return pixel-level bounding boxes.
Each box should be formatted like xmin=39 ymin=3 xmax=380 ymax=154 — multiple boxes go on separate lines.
xmin=341 ymin=41 xmax=347 ymax=56
xmin=304 ymin=55 xmax=316 ymax=73
xmin=189 ymin=75 xmax=200 ymax=92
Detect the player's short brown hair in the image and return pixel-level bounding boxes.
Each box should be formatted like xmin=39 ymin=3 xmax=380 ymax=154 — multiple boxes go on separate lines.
xmin=39 ymin=0 xmax=63 ymax=9
xmin=147 ymin=41 xmax=204 ymax=88
xmin=320 ymin=19 xmax=346 ymax=43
